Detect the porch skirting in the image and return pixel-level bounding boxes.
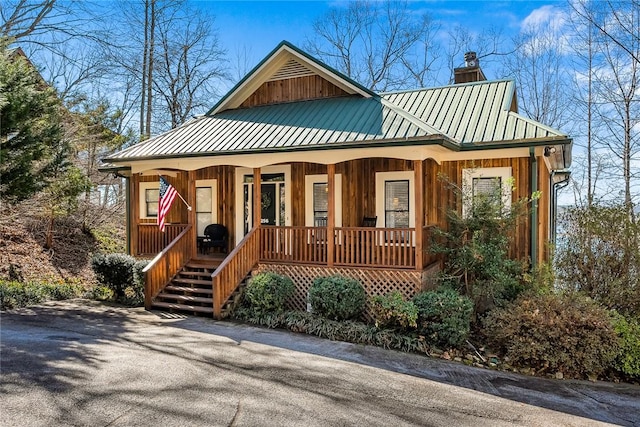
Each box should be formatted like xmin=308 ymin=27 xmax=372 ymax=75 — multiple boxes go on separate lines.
xmin=254 ymin=262 xmax=441 ymax=319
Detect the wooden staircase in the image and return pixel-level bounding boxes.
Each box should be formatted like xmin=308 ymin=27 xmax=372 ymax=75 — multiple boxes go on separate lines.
xmin=151 ymin=257 xmax=249 ymax=318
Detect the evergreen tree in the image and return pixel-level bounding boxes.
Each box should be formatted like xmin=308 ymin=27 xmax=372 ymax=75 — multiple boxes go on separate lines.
xmin=0 ymin=40 xmax=63 ymax=203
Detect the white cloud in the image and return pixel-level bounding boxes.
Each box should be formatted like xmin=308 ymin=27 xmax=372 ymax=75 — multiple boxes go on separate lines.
xmin=521 ymin=5 xmax=567 ymax=33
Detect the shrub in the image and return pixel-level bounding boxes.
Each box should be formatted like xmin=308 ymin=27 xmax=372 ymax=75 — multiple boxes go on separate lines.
xmin=555 ymin=203 xmax=640 ymax=317
xmin=370 ymin=291 xmax=418 ymax=330
xmin=91 ymin=253 xmax=136 ymax=299
xmin=412 ymin=288 xmax=473 ymax=348
xmin=244 ymin=272 xmax=294 ymax=314
xmin=612 ymin=314 xmax=640 ymax=380
xmin=128 ymin=260 xmax=149 ymax=305
xmin=308 ymin=275 xmax=366 ymax=321
xmin=484 ymin=292 xmax=618 ymax=379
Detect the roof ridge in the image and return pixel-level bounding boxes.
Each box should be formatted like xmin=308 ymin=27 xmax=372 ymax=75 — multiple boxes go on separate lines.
xmin=381 ymin=79 xmax=515 ymax=96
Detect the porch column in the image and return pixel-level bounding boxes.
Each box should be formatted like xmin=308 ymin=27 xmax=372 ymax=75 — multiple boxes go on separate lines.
xmin=253 ymin=168 xmax=261 ymax=229
xmin=187 ymin=170 xmax=197 ymax=257
xmin=327 ymin=163 xmax=336 ymax=267
xmin=414 ymin=160 xmax=424 ymax=270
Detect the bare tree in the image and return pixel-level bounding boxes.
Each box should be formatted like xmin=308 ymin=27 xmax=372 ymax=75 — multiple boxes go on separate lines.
xmin=153 ymin=10 xmax=227 ymax=128
xmin=445 ymin=25 xmax=509 ymax=83
xmin=503 ymin=24 xmax=575 ymax=131
xmin=305 ymin=0 xmax=439 ymax=91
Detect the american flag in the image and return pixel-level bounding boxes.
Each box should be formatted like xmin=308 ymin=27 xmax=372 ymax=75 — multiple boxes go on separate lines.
xmin=158 ymin=177 xmax=177 ymax=232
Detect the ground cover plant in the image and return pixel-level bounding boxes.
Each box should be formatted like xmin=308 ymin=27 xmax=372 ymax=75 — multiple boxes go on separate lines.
xmin=0 ymin=279 xmax=84 ymax=310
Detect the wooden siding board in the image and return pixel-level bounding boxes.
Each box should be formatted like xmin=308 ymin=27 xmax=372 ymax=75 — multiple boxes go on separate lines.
xmin=240 ymin=75 xmax=349 ymax=108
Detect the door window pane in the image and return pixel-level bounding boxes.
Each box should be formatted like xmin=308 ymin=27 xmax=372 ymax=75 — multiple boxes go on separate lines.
xmin=384 ymin=180 xmax=409 ymax=228
xmin=196 ymin=187 xmax=213 ymax=236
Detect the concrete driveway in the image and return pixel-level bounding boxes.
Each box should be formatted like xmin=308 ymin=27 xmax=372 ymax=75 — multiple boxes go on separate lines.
xmin=1 ymin=300 xmax=638 ymax=427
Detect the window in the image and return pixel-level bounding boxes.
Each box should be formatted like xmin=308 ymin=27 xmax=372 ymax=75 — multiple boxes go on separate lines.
xmin=375 ymin=171 xmax=415 ymax=229
xmin=462 ymin=167 xmax=512 ymax=218
xmin=139 ymin=181 xmax=159 ymax=219
xmin=304 ymin=174 xmax=342 ymax=226
xmin=384 ymin=180 xmax=409 ymax=228
xmin=196 ymin=179 xmax=217 ymax=236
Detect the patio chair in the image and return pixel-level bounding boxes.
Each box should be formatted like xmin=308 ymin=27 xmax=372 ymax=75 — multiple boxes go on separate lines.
xmin=201 ymin=224 xmax=229 ymax=254
xmin=361 ymin=216 xmax=377 ymax=227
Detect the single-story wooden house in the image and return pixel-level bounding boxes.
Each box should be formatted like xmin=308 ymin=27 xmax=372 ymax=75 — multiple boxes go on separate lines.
xmin=102 ymin=41 xmax=572 ymax=318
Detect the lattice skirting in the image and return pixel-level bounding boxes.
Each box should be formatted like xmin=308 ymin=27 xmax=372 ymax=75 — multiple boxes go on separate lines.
xmin=254 ymin=263 xmax=436 ymax=320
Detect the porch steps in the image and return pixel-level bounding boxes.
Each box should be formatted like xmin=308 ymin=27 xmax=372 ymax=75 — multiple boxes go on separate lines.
xmin=151 ymin=257 xmax=249 ymax=318
xmin=151 ymin=261 xmax=217 ymax=316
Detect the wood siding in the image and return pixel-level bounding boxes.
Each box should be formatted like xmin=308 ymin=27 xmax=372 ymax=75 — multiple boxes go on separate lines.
xmin=240 ymin=75 xmax=349 ymax=108
xmin=131 ymin=155 xmax=550 ymax=265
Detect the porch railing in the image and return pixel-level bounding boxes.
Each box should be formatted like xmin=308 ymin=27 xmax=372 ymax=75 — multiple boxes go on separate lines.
xmin=142 ymin=225 xmax=194 ymax=309
xmin=335 ymin=227 xmax=415 ymax=269
xmin=259 ymin=226 xmax=418 ymax=269
xmin=260 ymin=226 xmax=328 ymax=264
xmin=137 ymin=223 xmax=189 ymax=256
xmin=211 ymin=226 xmax=260 ymax=319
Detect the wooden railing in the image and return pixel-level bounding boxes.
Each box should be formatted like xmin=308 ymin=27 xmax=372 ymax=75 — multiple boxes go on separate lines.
xmin=260 ymin=226 xmax=327 ymax=264
xmin=211 ymin=226 xmax=260 ymax=319
xmin=137 ymin=223 xmax=189 ymax=256
xmin=142 ymin=225 xmax=194 ymax=309
xmin=258 ymin=226 xmax=417 ymax=269
xmin=335 ymin=227 xmax=416 ymax=269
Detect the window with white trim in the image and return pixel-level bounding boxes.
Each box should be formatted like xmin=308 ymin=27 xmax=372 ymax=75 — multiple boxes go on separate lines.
xmin=139 ymin=181 xmax=159 ymax=219
xmin=305 ymin=174 xmax=342 ymax=226
xmin=375 ymin=171 xmax=415 ymax=228
xmin=462 ymin=167 xmax=512 ymax=218
xmin=196 ymin=179 xmax=217 ymax=236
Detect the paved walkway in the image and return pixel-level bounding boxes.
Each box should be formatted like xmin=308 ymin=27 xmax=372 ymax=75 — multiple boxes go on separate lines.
xmin=1 ymin=300 xmax=639 ymax=426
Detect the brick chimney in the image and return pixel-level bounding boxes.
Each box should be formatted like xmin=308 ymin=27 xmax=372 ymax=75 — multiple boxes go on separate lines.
xmin=454 ymin=51 xmax=486 ymax=84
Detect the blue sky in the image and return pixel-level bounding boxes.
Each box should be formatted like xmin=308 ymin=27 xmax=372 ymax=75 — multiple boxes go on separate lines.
xmin=198 ymin=0 xmax=565 ymax=80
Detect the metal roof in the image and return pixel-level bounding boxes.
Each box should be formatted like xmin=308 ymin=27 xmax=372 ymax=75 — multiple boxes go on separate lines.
xmin=108 ymin=96 xmax=436 ymax=161
xmin=383 ymin=80 xmax=565 ymax=144
xmin=106 ymin=80 xmax=570 ymax=165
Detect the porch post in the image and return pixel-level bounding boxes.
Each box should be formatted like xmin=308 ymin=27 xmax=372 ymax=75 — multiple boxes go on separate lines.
xmin=253 ymin=168 xmax=261 ymax=228
xmin=414 ymin=160 xmax=424 ymax=270
xmin=187 ymin=170 xmax=197 ymax=258
xmin=327 ymin=163 xmax=335 ymax=267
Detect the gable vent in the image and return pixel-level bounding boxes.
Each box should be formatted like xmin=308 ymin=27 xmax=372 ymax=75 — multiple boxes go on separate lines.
xmin=267 ymin=58 xmax=316 ymax=81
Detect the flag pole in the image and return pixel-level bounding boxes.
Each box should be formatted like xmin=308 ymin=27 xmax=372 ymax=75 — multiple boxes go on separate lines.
xmin=161 ymin=175 xmax=192 ymax=211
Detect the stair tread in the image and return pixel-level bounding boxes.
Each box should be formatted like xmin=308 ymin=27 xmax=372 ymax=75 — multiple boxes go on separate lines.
xmin=152 ymin=301 xmax=213 ymax=313
xmin=173 ymin=277 xmax=211 ymax=285
xmin=164 ymin=285 xmax=213 ymax=294
xmin=156 ymin=293 xmax=212 ymax=303
xmin=179 ymin=270 xmax=212 ymax=277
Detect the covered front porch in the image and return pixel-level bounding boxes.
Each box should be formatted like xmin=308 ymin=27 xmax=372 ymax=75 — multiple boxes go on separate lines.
xmin=135 ymin=156 xmax=445 ymax=318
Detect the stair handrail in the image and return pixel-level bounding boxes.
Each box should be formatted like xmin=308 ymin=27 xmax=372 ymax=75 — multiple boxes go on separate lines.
xmin=211 ymin=226 xmax=260 ymax=319
xmin=142 ymin=224 xmax=194 ymax=309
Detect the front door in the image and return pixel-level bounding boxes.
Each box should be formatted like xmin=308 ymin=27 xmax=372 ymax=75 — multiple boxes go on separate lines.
xmin=260 ymin=183 xmax=277 ymax=225
xmin=238 ymin=170 xmax=289 ymax=240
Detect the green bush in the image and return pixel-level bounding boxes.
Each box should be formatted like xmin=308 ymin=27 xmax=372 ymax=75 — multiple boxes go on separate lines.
xmin=91 ymin=253 xmax=136 ymax=299
xmin=308 ymin=275 xmax=366 ymax=321
xmin=484 ymin=292 xmax=618 ymax=379
xmin=370 ymin=291 xmax=418 ymax=330
xmin=0 ymin=280 xmax=83 ymax=310
xmin=129 ymin=260 xmax=149 ymax=305
xmin=244 ymin=272 xmax=294 ymax=314
xmin=612 ymin=314 xmax=640 ymax=380
xmin=412 ymin=288 xmax=473 ymax=348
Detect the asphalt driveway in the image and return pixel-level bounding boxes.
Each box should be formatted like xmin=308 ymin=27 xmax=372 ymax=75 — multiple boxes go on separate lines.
xmin=1 ymin=300 xmax=639 ymax=426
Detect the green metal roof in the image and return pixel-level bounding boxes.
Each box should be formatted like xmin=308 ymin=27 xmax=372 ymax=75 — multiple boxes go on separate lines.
xmin=107 ymin=96 xmax=438 ymax=161
xmin=383 ymin=80 xmax=565 ymax=144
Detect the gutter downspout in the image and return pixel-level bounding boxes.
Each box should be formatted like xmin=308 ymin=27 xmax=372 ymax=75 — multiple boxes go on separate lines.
xmin=550 ymin=171 xmax=571 ymax=246
xmin=530 ymin=147 xmax=538 ymax=269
